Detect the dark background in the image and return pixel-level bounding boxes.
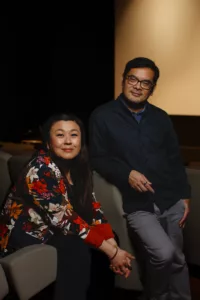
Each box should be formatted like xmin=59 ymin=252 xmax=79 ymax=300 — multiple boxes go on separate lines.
xmin=2 ymin=5 xmax=200 ymax=147
xmin=1 ymin=3 xmax=114 ymax=142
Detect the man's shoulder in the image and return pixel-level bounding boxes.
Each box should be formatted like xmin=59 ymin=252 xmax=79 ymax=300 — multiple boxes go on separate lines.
xmin=148 ymin=103 xmax=169 ymax=118
xmin=90 ymin=99 xmax=118 ymax=119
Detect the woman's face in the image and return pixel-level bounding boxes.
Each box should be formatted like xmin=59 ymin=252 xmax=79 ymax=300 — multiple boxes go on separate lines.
xmin=48 ymin=120 xmax=81 ymax=160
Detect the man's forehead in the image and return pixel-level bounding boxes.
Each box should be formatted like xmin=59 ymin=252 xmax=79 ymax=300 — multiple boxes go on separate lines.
xmin=127 ymin=67 xmax=155 ymax=79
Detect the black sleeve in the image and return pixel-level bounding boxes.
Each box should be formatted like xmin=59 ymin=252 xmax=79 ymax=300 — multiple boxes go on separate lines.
xmin=89 ymin=111 xmax=132 ymax=189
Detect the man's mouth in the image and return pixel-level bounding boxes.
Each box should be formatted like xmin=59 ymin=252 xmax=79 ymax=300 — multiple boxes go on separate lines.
xmin=131 ymin=91 xmax=142 ymax=97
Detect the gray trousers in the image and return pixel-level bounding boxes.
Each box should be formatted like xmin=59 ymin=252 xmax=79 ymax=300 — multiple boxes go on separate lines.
xmin=126 ymin=200 xmax=191 ymax=300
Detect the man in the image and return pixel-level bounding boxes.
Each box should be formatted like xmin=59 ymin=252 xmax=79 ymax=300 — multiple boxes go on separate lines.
xmin=89 ymin=57 xmax=191 ymax=300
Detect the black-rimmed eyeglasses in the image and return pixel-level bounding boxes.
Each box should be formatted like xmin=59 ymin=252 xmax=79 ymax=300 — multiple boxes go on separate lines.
xmin=126 ymin=75 xmax=154 ymax=90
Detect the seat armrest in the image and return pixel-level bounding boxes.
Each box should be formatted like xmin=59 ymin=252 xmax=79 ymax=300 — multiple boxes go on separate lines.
xmin=0 ymin=264 xmax=9 ymax=299
xmin=0 ymin=244 xmax=57 ymax=300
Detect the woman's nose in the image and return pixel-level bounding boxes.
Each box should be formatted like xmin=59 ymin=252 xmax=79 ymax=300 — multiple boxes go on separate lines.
xmin=64 ymin=135 xmax=72 ymax=144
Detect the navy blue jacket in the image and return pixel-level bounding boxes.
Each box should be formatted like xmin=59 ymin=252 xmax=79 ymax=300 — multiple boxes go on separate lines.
xmin=89 ymin=94 xmax=191 ymax=214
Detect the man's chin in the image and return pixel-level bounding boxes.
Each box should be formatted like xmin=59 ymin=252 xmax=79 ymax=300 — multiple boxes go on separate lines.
xmin=130 ymin=98 xmax=142 ymax=104
xmin=122 ymin=95 xmax=147 ymax=110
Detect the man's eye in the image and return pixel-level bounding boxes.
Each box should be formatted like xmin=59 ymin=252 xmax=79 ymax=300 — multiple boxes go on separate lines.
xmin=56 ymin=134 xmax=64 ymax=137
xmin=129 ymin=76 xmax=137 ymax=81
xmin=71 ymin=134 xmax=78 ymax=137
xmin=143 ymin=81 xmax=151 ymax=86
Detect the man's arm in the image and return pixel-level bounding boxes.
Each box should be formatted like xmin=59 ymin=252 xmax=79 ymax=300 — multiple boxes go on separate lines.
xmin=89 ymin=112 xmax=132 ymax=189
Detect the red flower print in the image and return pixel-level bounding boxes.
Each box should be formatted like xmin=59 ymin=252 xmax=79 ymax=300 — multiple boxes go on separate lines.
xmin=92 ymin=201 xmax=101 ymax=210
xmin=59 ymin=179 xmax=66 ymax=194
xmin=9 ymin=202 xmax=23 ymax=219
xmin=29 ymin=181 xmax=48 ymax=194
xmin=44 ymin=156 xmax=50 ymax=165
xmin=0 ymin=235 xmax=9 ymax=249
xmin=44 ymin=171 xmax=51 ymax=177
xmin=0 ymin=224 xmax=8 ymax=236
xmin=73 ymin=216 xmax=89 ymax=231
xmin=22 ymin=222 xmax=33 ymax=232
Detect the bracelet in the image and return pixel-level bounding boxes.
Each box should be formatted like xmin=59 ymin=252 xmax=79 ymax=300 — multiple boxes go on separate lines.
xmin=110 ymin=246 xmax=118 ymax=260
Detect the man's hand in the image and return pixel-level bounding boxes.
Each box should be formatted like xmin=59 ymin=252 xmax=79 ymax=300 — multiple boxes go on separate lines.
xmin=128 ymin=170 xmax=155 ymax=193
xmin=179 ymin=199 xmax=190 ymax=228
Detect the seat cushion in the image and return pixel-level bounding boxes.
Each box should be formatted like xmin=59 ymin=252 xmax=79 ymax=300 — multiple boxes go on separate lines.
xmin=0 ymin=264 xmax=9 ymax=299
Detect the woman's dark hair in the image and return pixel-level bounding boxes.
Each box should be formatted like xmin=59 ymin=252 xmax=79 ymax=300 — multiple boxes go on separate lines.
xmin=41 ymin=113 xmax=93 ymax=214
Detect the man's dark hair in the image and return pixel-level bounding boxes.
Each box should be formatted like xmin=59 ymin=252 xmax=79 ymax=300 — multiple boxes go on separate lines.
xmin=123 ymin=57 xmax=160 ymax=84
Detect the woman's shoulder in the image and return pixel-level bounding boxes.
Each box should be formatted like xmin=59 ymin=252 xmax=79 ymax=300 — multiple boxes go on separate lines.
xmin=26 ymin=150 xmax=60 ymax=176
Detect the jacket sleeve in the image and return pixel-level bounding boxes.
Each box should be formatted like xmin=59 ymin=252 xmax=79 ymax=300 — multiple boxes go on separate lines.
xmin=26 ymin=163 xmax=113 ymax=248
xmin=165 ymin=116 xmax=191 ymax=199
xmin=89 ymin=111 xmax=132 ymax=189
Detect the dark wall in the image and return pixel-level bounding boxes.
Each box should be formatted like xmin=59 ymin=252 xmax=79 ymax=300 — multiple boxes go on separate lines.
xmin=170 ymin=116 xmax=200 ymax=147
xmin=3 ymin=7 xmax=200 ymax=155
xmin=2 ymin=3 xmax=114 ymax=141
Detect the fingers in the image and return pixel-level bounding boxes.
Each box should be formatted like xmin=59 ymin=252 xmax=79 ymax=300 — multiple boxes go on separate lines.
xmin=126 ymin=256 xmax=133 ymax=267
xmin=130 ymin=172 xmax=155 ymax=193
xmin=145 ymin=183 xmax=155 ymax=193
xmin=110 ymin=264 xmax=131 ymax=278
xmin=179 ymin=210 xmax=189 ymax=228
xmin=135 ymin=181 xmax=155 ymax=193
xmin=126 ymin=253 xmax=135 ymax=260
xmin=124 ymin=269 xmax=131 ymax=278
xmin=109 ymin=265 xmax=124 ymax=275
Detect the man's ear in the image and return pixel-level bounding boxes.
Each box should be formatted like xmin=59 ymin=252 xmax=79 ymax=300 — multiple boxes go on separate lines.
xmin=121 ymin=77 xmax=125 ymax=88
xmin=150 ymin=84 xmax=156 ymax=96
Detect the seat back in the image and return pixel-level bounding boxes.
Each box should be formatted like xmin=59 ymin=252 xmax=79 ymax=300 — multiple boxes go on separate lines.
xmin=0 ymin=150 xmax=12 ymax=208
xmin=184 ymin=168 xmax=200 ymax=266
xmin=93 ymin=171 xmax=143 ymax=291
xmin=8 ymin=153 xmax=33 ymax=184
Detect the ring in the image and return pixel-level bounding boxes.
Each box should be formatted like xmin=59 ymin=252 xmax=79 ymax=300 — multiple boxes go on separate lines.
xmin=144 ymin=181 xmax=148 ymax=186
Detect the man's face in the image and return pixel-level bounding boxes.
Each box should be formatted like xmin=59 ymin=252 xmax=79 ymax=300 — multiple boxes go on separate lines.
xmin=122 ymin=67 xmax=155 ymax=103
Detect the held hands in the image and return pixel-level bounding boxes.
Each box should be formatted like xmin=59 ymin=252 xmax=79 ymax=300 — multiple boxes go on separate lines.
xmin=128 ymin=170 xmax=155 ymax=193
xmin=109 ymin=247 xmax=134 ymax=278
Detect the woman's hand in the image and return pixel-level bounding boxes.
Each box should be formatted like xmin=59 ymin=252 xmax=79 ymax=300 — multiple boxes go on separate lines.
xmin=99 ymin=241 xmax=134 ymax=278
xmin=110 ymin=247 xmax=134 ymax=278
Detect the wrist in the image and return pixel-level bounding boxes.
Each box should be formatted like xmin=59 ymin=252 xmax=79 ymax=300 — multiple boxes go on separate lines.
xmin=106 ymin=238 xmax=118 ymax=247
xmin=109 ymin=245 xmax=118 ymax=261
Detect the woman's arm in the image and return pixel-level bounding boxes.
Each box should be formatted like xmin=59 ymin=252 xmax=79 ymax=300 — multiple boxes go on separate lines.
xmin=25 ymin=161 xmax=113 ymax=248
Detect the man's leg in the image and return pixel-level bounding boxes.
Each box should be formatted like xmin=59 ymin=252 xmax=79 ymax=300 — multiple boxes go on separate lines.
xmin=162 ymin=200 xmax=191 ymax=300
xmin=126 ymin=210 xmax=175 ymax=300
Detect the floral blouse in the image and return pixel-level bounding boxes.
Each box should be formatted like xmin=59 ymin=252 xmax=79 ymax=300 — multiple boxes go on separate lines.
xmin=0 ymin=150 xmax=114 ymax=256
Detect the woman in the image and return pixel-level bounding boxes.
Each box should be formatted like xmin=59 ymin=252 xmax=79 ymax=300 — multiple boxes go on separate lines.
xmin=0 ymin=113 xmax=134 ymax=300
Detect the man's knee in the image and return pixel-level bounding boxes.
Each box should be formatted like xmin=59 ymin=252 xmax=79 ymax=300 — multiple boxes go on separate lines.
xmin=152 ymin=244 xmax=175 ymax=266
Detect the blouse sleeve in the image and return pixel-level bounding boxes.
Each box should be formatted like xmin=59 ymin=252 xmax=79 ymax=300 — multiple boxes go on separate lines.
xmin=89 ymin=192 xmax=114 ymax=241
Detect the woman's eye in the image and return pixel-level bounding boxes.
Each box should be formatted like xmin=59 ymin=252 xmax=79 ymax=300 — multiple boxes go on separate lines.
xmin=71 ymin=134 xmax=78 ymax=137
xmin=56 ymin=134 xmax=64 ymax=137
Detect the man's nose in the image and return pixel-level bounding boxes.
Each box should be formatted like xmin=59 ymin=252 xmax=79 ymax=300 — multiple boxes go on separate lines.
xmin=135 ymin=81 xmax=141 ymax=89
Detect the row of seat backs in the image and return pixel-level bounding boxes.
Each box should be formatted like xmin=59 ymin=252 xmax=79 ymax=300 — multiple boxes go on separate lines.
xmin=0 ymin=151 xmax=32 ymax=208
